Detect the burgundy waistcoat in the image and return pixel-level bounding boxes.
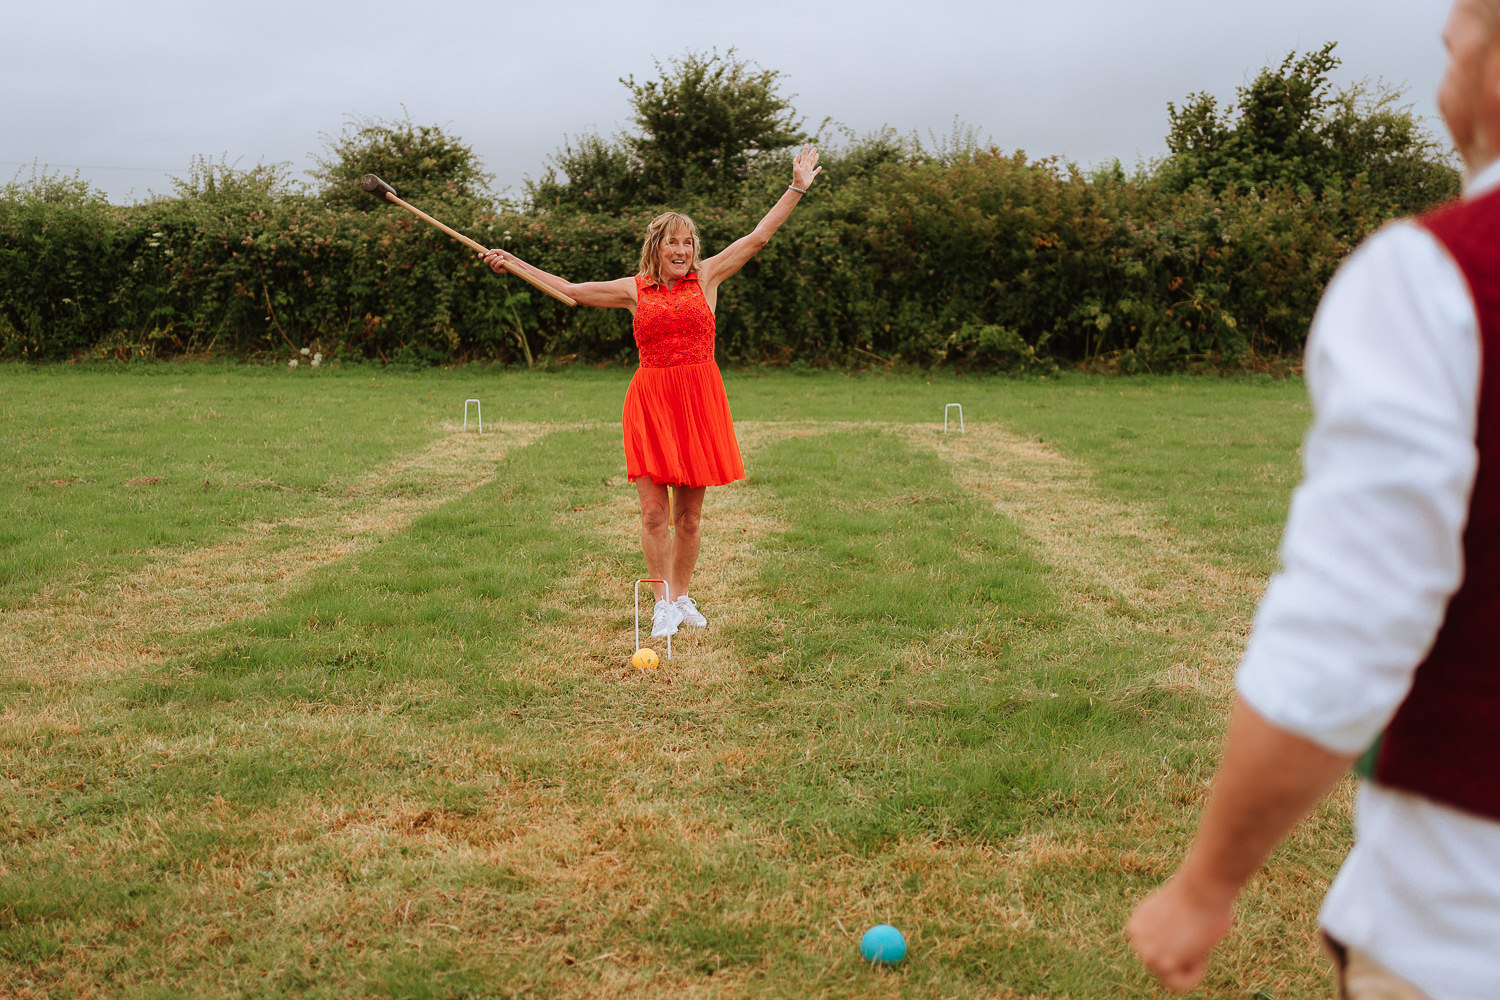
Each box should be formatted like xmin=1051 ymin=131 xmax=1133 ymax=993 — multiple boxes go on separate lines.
xmin=1372 ymin=188 xmax=1500 ymax=820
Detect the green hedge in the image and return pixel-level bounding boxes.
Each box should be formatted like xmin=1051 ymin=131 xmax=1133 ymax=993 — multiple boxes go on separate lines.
xmin=0 ymin=152 xmax=1421 ymax=371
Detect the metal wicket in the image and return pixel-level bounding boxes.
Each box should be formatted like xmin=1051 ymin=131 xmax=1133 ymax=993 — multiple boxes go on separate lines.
xmin=944 ymin=402 xmax=964 ymax=434
xmin=633 ymin=578 xmax=675 ymax=665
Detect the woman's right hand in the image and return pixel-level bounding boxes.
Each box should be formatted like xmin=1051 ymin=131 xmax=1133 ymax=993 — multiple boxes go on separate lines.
xmin=480 ymin=249 xmax=510 ymax=275
xmin=477 ymin=247 xmax=636 ymax=311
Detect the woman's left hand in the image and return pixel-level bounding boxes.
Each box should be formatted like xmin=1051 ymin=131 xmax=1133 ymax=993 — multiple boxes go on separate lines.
xmin=792 ymin=145 xmax=822 ymax=190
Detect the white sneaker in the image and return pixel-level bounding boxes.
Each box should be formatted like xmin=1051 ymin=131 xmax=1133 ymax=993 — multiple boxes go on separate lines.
xmin=674 ymin=595 xmax=707 ymax=628
xmin=651 ymin=599 xmax=684 ymax=638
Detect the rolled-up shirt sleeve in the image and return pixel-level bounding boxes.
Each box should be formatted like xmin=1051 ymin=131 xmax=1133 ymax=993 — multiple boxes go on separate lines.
xmin=1236 ymin=222 xmax=1481 ymax=756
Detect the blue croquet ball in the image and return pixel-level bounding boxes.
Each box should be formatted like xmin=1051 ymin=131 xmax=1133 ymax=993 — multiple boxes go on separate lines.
xmin=859 ymin=924 xmax=907 ymax=965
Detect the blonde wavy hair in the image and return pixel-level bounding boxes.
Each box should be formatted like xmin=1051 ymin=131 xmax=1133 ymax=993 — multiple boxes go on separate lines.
xmin=637 ymin=212 xmax=702 ymax=286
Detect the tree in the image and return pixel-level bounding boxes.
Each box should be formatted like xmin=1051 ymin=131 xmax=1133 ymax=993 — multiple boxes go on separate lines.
xmin=528 ymin=49 xmax=806 ymax=212
xmin=1321 ymin=81 xmax=1462 ymax=214
xmin=626 ymin=49 xmax=806 ymax=202
xmin=312 ymin=115 xmax=492 ymax=210
xmin=1159 ymin=43 xmax=1459 ymax=214
xmin=528 ymin=132 xmax=641 ymax=214
xmin=169 ymin=155 xmax=297 ymax=205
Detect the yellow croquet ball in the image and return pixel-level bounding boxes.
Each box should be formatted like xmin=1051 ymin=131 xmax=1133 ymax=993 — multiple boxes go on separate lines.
xmin=632 ymin=647 xmax=659 ymax=670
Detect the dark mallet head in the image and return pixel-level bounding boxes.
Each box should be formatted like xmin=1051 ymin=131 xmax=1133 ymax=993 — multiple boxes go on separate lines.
xmin=360 ymin=173 xmax=397 ymax=198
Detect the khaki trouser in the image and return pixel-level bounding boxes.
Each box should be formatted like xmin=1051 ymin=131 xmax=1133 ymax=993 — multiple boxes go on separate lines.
xmin=1322 ymin=934 xmax=1434 ymax=1000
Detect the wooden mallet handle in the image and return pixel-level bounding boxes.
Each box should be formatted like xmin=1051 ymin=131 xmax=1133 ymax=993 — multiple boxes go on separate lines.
xmin=359 ymin=174 xmax=577 ymax=307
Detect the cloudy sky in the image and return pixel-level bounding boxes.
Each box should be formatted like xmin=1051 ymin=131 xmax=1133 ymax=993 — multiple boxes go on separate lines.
xmin=4 ymin=0 xmax=1454 ymax=205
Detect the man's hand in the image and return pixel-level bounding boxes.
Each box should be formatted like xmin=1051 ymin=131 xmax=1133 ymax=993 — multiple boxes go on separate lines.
xmin=1126 ymin=876 xmax=1236 ymax=991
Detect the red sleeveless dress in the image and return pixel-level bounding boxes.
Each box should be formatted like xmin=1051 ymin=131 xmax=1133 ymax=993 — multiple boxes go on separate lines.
xmin=622 ymin=273 xmax=745 ymax=487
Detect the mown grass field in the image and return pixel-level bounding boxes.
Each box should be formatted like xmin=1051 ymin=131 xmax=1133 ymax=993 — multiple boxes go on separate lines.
xmin=0 ymin=364 xmax=1339 ymax=999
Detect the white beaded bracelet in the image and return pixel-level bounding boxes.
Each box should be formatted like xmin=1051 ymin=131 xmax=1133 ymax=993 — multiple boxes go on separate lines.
xmin=789 ymin=184 xmax=808 ymax=193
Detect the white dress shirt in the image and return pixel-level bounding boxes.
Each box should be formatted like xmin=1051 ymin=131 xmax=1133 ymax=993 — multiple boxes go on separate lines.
xmin=1235 ymin=159 xmax=1500 ymax=999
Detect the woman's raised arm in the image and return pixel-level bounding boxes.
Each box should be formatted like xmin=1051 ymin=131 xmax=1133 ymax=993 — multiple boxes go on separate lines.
xmin=480 ymin=249 xmax=637 ymax=311
xmin=699 ymin=145 xmax=821 ymax=296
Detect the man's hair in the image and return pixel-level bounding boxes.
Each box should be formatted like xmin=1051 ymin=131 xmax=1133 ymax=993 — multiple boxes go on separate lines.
xmin=637 ymin=212 xmax=702 ymax=286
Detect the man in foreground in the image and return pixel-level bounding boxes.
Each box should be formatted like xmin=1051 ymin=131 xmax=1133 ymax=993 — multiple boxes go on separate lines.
xmin=1126 ymin=2 xmax=1500 ymax=996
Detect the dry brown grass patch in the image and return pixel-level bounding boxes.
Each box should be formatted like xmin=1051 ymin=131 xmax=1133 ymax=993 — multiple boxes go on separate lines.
xmin=507 ymin=422 xmax=792 ymax=757
xmin=908 ymin=422 xmax=1264 ymax=698
xmin=0 ymin=424 xmax=550 ymax=686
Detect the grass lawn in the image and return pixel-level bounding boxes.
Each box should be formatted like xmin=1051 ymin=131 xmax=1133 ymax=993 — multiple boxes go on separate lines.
xmin=0 ymin=363 xmax=1332 ymax=999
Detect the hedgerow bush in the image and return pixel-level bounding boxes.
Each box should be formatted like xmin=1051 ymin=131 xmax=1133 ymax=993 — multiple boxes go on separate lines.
xmin=0 ymin=175 xmax=122 ymax=360
xmin=0 ymin=155 xmax=1429 ymax=370
xmin=0 ymin=46 xmax=1460 ymax=371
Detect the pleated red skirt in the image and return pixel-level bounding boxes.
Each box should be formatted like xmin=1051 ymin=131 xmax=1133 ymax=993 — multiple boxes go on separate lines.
xmin=622 ymin=361 xmax=745 ymax=487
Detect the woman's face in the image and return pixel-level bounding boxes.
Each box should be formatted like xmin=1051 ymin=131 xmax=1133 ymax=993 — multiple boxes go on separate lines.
xmin=657 ymin=227 xmax=695 ymax=281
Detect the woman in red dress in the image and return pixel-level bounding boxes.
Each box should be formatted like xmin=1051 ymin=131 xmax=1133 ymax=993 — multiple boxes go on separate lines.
xmin=481 ymin=146 xmax=821 ymax=638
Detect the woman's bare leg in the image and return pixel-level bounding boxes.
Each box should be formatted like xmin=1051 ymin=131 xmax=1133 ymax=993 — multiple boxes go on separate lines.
xmin=668 ymin=485 xmax=707 ymax=598
xmin=636 ymin=477 xmax=673 ymax=603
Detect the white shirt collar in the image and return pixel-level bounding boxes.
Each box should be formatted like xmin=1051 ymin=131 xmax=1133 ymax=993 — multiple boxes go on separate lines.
xmin=1464 ymin=158 xmax=1500 ymax=198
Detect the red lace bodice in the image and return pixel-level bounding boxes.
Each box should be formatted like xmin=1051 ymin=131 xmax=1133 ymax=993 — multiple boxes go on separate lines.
xmin=633 ymin=273 xmax=716 ymax=368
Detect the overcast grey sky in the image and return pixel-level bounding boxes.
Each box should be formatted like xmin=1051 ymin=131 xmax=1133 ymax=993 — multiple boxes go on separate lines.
xmin=4 ymin=0 xmax=1453 ymax=205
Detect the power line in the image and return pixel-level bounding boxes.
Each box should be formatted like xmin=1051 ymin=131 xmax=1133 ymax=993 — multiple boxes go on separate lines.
xmin=0 ymin=160 xmax=175 ymax=174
